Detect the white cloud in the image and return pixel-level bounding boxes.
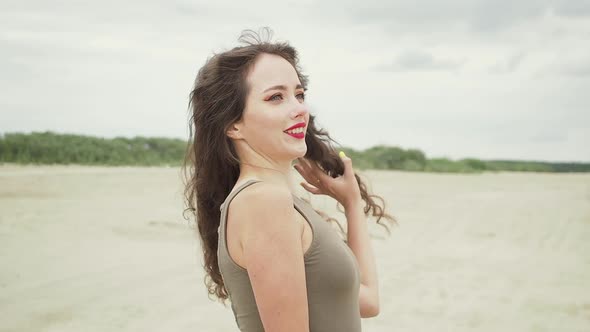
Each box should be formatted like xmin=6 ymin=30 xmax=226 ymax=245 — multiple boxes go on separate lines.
xmin=374 ymin=50 xmax=467 ymax=72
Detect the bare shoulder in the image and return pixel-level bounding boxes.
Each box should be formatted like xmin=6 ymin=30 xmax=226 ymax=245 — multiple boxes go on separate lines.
xmin=227 ymin=182 xmax=296 ymax=253
xmin=230 ymin=181 xmax=294 ymax=223
xmin=232 ymin=181 xmax=293 ymax=208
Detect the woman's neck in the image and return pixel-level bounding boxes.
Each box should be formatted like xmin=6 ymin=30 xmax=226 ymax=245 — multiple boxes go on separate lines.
xmin=237 ymin=161 xmax=297 ymax=194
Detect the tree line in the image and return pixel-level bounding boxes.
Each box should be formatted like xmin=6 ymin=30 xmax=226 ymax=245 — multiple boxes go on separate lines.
xmin=1 ymin=131 xmax=588 ymax=173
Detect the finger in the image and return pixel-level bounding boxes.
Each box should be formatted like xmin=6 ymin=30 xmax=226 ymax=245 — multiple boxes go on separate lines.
xmin=304 ymin=158 xmax=332 ymax=183
xmin=300 ymin=181 xmax=322 ymax=195
xmin=294 ymin=162 xmax=316 ymax=185
xmin=339 ymin=151 xmax=354 ymax=179
xmin=293 ymin=164 xmax=303 ymax=175
xmin=299 ymin=158 xmax=330 ymax=187
xmin=297 ymin=157 xmax=313 ymax=173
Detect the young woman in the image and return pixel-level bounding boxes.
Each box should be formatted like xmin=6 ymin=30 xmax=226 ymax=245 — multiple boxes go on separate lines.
xmin=183 ymin=28 xmax=396 ymax=331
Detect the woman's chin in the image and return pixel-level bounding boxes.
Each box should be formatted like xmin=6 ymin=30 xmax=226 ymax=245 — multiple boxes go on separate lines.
xmin=279 ymin=140 xmax=307 ymax=159
xmin=285 ymin=149 xmax=306 ymax=161
xmin=294 ymin=145 xmax=307 ymax=157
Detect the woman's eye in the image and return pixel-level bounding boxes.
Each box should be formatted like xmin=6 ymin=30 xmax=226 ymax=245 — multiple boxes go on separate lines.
xmin=269 ymin=94 xmax=283 ymax=101
xmin=268 ymin=92 xmax=306 ymax=102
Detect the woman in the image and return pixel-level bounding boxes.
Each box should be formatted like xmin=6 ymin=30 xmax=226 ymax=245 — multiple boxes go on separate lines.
xmin=183 ymin=28 xmax=396 ymax=331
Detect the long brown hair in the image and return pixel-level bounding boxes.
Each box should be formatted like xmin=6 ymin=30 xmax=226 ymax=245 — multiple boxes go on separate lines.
xmin=182 ymin=27 xmax=397 ymax=305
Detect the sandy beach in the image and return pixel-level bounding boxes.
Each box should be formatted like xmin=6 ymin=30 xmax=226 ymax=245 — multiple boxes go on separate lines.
xmin=1 ymin=165 xmax=589 ymax=332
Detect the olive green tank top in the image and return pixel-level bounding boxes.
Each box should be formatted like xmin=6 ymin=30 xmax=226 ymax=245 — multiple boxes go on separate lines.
xmin=217 ymin=179 xmax=362 ymax=331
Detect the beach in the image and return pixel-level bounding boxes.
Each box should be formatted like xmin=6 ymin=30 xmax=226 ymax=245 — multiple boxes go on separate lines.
xmin=1 ymin=165 xmax=589 ymax=331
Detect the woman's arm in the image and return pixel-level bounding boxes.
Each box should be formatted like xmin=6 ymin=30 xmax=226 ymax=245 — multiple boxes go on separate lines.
xmin=345 ymin=199 xmax=380 ymax=318
xmin=293 ymin=154 xmax=380 ymax=317
xmin=237 ymin=183 xmax=310 ymax=331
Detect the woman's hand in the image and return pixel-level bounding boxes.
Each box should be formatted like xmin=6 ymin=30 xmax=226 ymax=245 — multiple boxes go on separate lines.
xmin=293 ymin=152 xmax=361 ymax=209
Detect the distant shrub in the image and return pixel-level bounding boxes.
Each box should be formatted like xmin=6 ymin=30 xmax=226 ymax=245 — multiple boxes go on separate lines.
xmin=1 ymin=132 xmax=588 ymax=172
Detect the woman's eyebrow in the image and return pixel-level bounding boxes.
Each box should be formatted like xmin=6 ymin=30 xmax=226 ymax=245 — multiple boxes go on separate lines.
xmin=262 ymin=84 xmax=303 ymax=93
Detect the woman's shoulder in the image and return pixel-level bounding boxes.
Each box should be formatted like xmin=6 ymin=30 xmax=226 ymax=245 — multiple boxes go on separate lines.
xmin=229 ymin=179 xmax=293 ymax=211
xmin=227 ymin=180 xmax=298 ymax=247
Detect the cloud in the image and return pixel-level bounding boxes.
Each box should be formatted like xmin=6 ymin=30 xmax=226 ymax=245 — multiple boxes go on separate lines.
xmin=535 ymin=57 xmax=590 ymax=78
xmin=529 ymin=131 xmax=568 ymax=143
xmin=373 ymin=50 xmax=466 ymax=72
xmin=550 ymin=0 xmax=590 ymax=18
xmin=488 ymin=52 xmax=526 ymax=74
xmin=557 ymin=61 xmax=590 ymax=77
xmin=317 ymin=0 xmax=546 ymax=35
xmin=315 ymin=0 xmax=590 ymax=34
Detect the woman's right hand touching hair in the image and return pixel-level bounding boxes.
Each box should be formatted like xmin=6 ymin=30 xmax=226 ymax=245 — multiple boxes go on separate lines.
xmin=294 ymin=153 xmax=362 ymax=210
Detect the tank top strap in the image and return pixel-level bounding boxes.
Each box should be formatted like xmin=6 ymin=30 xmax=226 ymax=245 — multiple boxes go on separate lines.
xmin=219 ymin=179 xmax=263 ymax=212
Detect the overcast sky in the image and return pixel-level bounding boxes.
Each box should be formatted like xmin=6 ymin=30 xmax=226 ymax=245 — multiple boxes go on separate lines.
xmin=1 ymin=0 xmax=589 ymax=162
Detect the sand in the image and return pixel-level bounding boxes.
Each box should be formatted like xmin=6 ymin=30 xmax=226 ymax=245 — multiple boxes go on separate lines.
xmin=0 ymin=165 xmax=589 ymax=331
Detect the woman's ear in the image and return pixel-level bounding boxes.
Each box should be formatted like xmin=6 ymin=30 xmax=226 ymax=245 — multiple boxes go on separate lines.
xmin=226 ymin=122 xmax=243 ymax=140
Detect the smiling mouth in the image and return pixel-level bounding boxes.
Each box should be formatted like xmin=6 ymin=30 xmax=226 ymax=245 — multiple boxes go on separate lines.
xmin=284 ymin=127 xmax=305 ymax=135
xmin=284 ymin=128 xmax=305 ymax=139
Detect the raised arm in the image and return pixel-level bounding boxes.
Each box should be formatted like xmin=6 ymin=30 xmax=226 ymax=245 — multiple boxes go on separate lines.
xmin=345 ymin=199 xmax=380 ymax=318
xmin=236 ymin=183 xmax=310 ymax=332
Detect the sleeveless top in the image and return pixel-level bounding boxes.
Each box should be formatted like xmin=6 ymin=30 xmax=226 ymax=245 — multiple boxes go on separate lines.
xmin=217 ymin=179 xmax=362 ymax=331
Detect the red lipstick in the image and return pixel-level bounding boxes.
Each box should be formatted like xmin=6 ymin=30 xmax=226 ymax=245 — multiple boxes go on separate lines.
xmin=284 ymin=122 xmax=306 ymax=131
xmin=284 ymin=122 xmax=306 ymax=139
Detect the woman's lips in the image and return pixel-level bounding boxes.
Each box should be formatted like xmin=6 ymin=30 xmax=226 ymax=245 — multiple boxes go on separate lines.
xmin=285 ymin=131 xmax=305 ymax=139
xmin=284 ymin=122 xmax=306 ymax=131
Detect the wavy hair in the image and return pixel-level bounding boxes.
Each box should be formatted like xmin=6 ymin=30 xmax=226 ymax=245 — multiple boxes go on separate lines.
xmin=182 ymin=27 xmax=397 ymax=304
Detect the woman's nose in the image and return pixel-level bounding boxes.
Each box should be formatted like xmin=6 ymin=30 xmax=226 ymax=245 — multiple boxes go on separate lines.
xmin=291 ymin=101 xmax=309 ymax=119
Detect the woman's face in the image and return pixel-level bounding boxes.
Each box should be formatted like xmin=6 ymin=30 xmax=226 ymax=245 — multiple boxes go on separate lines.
xmin=231 ymin=53 xmax=309 ymax=162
